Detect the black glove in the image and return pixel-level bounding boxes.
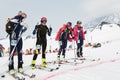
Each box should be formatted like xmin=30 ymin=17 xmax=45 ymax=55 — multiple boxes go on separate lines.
xmin=72 ymin=36 xmax=75 ymax=39
xmin=84 ymin=30 xmax=87 ymax=34
xmin=49 ymin=27 xmax=52 ymax=32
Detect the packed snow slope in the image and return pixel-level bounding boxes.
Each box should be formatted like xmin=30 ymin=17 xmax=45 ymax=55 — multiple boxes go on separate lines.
xmin=0 ymin=24 xmax=120 ymax=80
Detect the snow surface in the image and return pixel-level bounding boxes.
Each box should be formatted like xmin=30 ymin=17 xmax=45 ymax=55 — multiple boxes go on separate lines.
xmin=0 ymin=24 xmax=120 ymax=80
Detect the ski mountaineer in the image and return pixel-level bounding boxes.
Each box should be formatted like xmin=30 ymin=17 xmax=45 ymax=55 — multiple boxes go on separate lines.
xmin=31 ymin=17 xmax=52 ymax=69
xmin=5 ymin=11 xmax=27 ymax=74
xmin=73 ymin=21 xmax=85 ymax=59
xmin=55 ymin=22 xmax=73 ymax=62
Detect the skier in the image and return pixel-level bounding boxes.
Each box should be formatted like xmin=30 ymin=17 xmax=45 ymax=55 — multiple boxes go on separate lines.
xmin=55 ymin=22 xmax=73 ymax=62
xmin=73 ymin=21 xmax=85 ymax=59
xmin=5 ymin=11 xmax=27 ymax=74
xmin=31 ymin=17 xmax=52 ymax=69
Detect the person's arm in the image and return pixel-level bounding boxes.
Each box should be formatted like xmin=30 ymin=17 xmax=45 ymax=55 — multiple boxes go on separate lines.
xmin=32 ymin=25 xmax=38 ymax=35
xmin=48 ymin=26 xmax=52 ymax=36
xmin=82 ymin=27 xmax=85 ymax=40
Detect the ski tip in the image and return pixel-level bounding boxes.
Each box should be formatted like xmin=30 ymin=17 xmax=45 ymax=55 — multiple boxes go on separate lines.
xmin=50 ymin=69 xmax=54 ymax=72
xmin=22 ymin=77 xmax=25 ymax=80
xmin=56 ymin=67 xmax=59 ymax=70
xmin=1 ymin=75 xmax=5 ymax=78
xmin=30 ymin=74 xmax=36 ymax=78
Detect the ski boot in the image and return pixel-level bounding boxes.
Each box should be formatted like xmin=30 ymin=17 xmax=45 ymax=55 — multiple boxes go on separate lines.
xmin=41 ymin=58 xmax=47 ymax=67
xmin=18 ymin=68 xmax=23 ymax=73
xmin=9 ymin=69 xmax=15 ymax=75
xmin=9 ymin=64 xmax=15 ymax=74
xmin=31 ymin=60 xmax=36 ymax=69
xmin=62 ymin=55 xmax=67 ymax=62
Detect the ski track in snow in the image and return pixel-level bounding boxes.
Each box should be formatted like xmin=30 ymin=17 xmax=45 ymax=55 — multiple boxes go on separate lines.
xmin=37 ymin=58 xmax=120 ymax=80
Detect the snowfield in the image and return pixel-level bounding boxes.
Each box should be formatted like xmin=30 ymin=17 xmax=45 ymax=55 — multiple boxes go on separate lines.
xmin=0 ymin=24 xmax=120 ymax=80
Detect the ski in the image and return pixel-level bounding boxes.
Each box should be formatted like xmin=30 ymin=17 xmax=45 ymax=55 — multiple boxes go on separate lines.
xmin=47 ymin=60 xmax=83 ymax=66
xmin=70 ymin=58 xmax=100 ymax=62
xmin=36 ymin=65 xmax=59 ymax=72
xmin=10 ymin=74 xmax=25 ymax=80
xmin=1 ymin=71 xmax=25 ymax=80
xmin=19 ymin=72 xmax=35 ymax=78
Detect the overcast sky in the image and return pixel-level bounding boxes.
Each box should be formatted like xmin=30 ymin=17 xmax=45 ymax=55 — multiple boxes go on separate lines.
xmin=0 ymin=0 xmax=120 ymax=38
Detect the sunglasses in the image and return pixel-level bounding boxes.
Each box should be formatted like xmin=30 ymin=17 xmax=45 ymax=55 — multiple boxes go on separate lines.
xmin=41 ymin=20 xmax=47 ymax=23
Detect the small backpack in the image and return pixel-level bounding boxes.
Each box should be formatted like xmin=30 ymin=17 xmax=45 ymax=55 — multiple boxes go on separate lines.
xmin=5 ymin=22 xmax=15 ymax=34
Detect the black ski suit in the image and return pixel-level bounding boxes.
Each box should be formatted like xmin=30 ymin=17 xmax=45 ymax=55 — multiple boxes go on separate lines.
xmin=32 ymin=24 xmax=51 ymax=60
xmin=7 ymin=15 xmax=26 ymax=70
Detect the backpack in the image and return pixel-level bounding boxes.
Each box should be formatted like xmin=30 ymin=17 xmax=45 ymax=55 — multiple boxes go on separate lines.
xmin=6 ymin=22 xmax=15 ymax=34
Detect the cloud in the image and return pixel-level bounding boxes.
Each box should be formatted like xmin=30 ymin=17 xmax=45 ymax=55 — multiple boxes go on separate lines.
xmin=80 ymin=0 xmax=120 ymax=17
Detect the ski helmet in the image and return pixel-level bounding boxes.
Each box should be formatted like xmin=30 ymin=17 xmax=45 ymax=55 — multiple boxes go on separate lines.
xmin=77 ymin=21 xmax=82 ymax=24
xmin=41 ymin=17 xmax=47 ymax=22
xmin=67 ymin=22 xmax=72 ymax=27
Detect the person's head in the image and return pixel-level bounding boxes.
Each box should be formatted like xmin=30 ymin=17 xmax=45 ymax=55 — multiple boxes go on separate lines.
xmin=21 ymin=12 xmax=27 ymax=19
xmin=18 ymin=11 xmax=22 ymax=15
xmin=77 ymin=21 xmax=82 ymax=27
xmin=41 ymin=17 xmax=47 ymax=25
xmin=66 ymin=22 xmax=72 ymax=29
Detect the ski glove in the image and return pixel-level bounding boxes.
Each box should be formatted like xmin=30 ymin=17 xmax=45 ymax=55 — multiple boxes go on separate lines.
xmin=22 ymin=26 xmax=27 ymax=33
xmin=32 ymin=29 xmax=36 ymax=35
xmin=48 ymin=27 xmax=52 ymax=36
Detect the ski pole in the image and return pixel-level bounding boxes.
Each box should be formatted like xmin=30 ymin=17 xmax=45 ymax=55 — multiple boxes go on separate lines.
xmin=74 ymin=41 xmax=76 ymax=63
xmin=9 ymin=28 xmax=23 ymax=65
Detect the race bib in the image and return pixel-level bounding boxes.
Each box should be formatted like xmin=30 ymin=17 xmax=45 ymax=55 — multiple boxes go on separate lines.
xmin=78 ymin=40 xmax=80 ymax=43
xmin=36 ymin=45 xmax=41 ymax=49
xmin=11 ymin=40 xmax=17 ymax=46
xmin=59 ymin=41 xmax=62 ymax=46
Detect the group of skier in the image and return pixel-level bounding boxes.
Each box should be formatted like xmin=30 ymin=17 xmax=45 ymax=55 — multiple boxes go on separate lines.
xmin=5 ymin=11 xmax=85 ymax=74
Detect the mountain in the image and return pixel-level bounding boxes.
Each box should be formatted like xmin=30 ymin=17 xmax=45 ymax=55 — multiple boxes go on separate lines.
xmin=85 ymin=23 xmax=120 ymax=44
xmin=84 ymin=11 xmax=120 ymax=31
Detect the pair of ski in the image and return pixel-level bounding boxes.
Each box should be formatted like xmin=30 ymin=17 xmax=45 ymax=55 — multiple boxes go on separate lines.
xmin=35 ymin=65 xmax=59 ymax=72
xmin=47 ymin=58 xmax=100 ymax=66
xmin=70 ymin=58 xmax=101 ymax=62
xmin=10 ymin=72 xmax=35 ymax=80
xmin=1 ymin=71 xmax=35 ymax=80
xmin=47 ymin=59 xmax=84 ymax=66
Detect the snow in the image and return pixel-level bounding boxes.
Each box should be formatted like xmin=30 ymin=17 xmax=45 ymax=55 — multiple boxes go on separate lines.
xmin=0 ymin=24 xmax=120 ymax=80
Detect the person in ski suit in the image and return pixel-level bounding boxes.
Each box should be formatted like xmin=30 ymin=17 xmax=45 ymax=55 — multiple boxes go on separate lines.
xmin=6 ymin=11 xmax=27 ymax=74
xmin=55 ymin=22 xmax=73 ymax=61
xmin=73 ymin=21 xmax=85 ymax=59
xmin=31 ymin=17 xmax=52 ymax=68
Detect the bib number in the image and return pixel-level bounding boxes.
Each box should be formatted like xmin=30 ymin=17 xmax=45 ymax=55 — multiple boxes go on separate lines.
xmin=11 ymin=40 xmax=17 ymax=46
xmin=36 ymin=45 xmax=41 ymax=49
xmin=78 ymin=40 xmax=80 ymax=43
xmin=59 ymin=41 xmax=62 ymax=46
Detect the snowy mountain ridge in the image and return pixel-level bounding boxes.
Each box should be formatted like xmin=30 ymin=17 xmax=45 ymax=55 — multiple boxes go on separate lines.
xmin=84 ymin=11 xmax=120 ymax=31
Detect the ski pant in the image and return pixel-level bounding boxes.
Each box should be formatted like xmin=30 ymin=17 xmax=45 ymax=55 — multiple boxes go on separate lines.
xmin=9 ymin=36 xmax=23 ymax=70
xmin=32 ymin=38 xmax=47 ymax=60
xmin=0 ymin=50 xmax=2 ymax=57
xmin=58 ymin=40 xmax=67 ymax=58
xmin=76 ymin=38 xmax=84 ymax=57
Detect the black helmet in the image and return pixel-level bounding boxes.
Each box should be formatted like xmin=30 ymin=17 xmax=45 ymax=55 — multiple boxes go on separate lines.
xmin=67 ymin=22 xmax=72 ymax=26
xmin=77 ymin=21 xmax=82 ymax=24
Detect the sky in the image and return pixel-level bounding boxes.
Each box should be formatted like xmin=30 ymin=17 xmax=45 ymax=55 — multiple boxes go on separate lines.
xmin=0 ymin=0 xmax=120 ymax=38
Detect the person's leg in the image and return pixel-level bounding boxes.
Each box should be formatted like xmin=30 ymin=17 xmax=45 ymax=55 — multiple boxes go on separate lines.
xmin=41 ymin=40 xmax=47 ymax=67
xmin=9 ymin=36 xmax=16 ymax=74
xmin=80 ymin=40 xmax=84 ymax=57
xmin=76 ymin=42 xmax=80 ymax=58
xmin=17 ymin=38 xmax=23 ymax=73
xmin=62 ymin=41 xmax=67 ymax=59
xmin=31 ymin=39 xmax=41 ymax=68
